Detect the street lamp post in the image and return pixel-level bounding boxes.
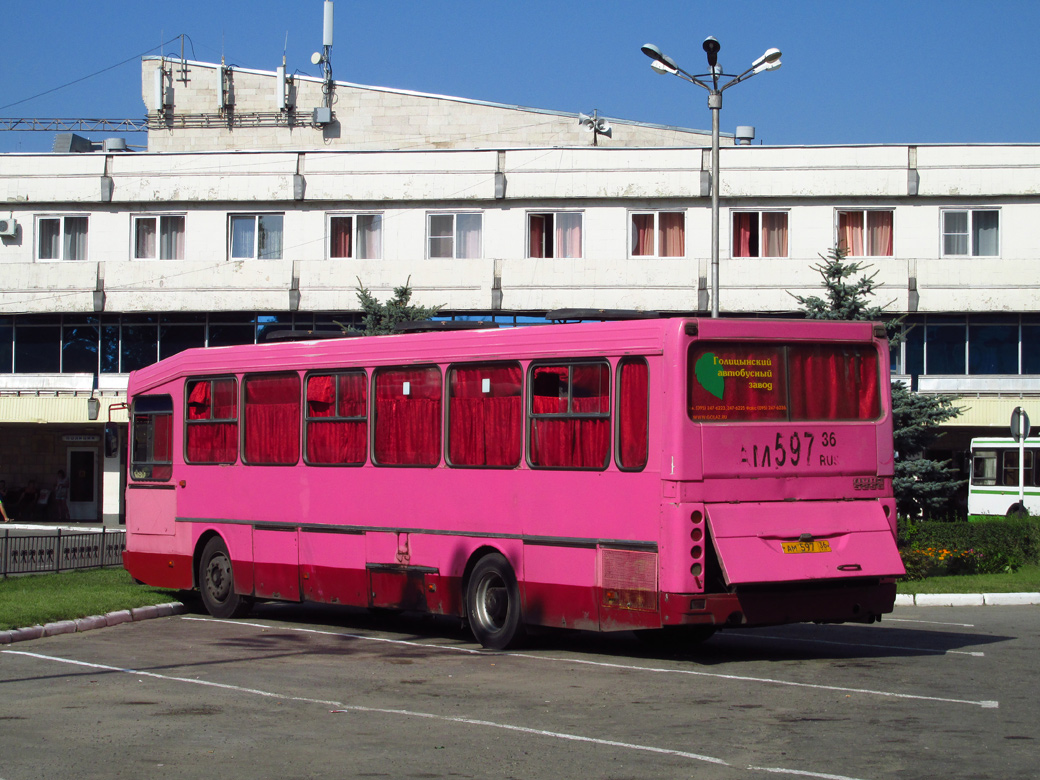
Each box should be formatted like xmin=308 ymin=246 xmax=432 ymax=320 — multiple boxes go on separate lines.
xmin=641 ymin=39 xmax=781 ymax=318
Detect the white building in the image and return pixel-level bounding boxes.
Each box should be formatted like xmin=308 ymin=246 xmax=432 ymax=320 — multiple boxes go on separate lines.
xmin=1 ymin=58 xmax=1037 ymax=523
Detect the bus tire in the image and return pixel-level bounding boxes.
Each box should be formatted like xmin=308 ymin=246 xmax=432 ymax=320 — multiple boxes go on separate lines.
xmin=198 ymin=537 xmax=252 ymax=619
xmin=1007 ymin=503 xmax=1029 ymax=519
xmin=466 ymin=553 xmax=526 ymax=650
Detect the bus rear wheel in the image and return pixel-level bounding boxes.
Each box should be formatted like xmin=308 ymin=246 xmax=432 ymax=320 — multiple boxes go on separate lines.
xmin=466 ymin=553 xmax=526 ymax=650
xmin=198 ymin=537 xmax=252 ymax=619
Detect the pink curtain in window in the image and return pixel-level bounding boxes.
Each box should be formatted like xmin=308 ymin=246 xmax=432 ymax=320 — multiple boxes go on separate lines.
xmin=763 ymin=212 xmax=788 ymax=257
xmin=867 ymin=211 xmax=893 ymax=256
xmin=330 ymin=217 xmax=352 ymax=258
xmin=838 ymin=211 xmax=864 ymax=256
xmin=658 ymin=213 xmax=685 ymax=257
xmin=787 ymin=345 xmax=880 ymax=420
xmin=733 ymin=213 xmax=755 ymax=257
xmin=556 ymin=213 xmax=582 ymax=258
xmin=244 ymin=375 xmax=300 ymax=464
xmin=449 ymin=365 xmax=522 ymax=466
xmin=618 ymin=361 xmax=648 ymax=469
xmin=374 ymin=368 xmax=442 ymax=465
xmin=632 ymin=214 xmax=654 ymax=256
xmin=529 ymin=215 xmax=547 ymax=258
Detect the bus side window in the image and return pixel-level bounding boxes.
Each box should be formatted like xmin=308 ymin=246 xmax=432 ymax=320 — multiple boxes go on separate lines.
xmin=529 ymin=361 xmax=610 ymax=470
xmin=185 ymin=377 xmax=239 ymax=464
xmin=971 ymin=450 xmax=996 ymax=485
xmin=131 ymin=394 xmax=173 ymax=481
xmin=447 ymin=362 xmax=522 ymax=468
xmin=1002 ymin=450 xmax=1033 ymax=487
xmin=616 ymin=358 xmax=648 ymax=471
xmin=373 ymin=365 xmax=442 ymax=467
xmin=305 ymin=371 xmax=368 ymax=466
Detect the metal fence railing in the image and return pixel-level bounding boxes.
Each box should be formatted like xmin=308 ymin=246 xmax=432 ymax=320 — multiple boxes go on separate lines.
xmin=1 ymin=528 xmax=126 ymax=577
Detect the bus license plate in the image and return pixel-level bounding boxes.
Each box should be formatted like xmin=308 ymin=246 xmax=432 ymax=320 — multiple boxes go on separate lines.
xmin=781 ymin=540 xmax=832 ymax=554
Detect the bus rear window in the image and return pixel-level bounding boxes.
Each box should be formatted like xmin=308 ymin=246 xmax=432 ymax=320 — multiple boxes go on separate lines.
xmin=131 ymin=395 xmax=173 ymax=481
xmin=688 ymin=342 xmax=880 ymax=422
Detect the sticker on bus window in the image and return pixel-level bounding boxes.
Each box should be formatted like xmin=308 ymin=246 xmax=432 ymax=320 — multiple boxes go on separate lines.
xmin=688 ymin=345 xmax=787 ymax=421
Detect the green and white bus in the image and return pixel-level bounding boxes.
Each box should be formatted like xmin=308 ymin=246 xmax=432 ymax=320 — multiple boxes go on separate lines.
xmin=968 ymin=437 xmax=1040 ymax=517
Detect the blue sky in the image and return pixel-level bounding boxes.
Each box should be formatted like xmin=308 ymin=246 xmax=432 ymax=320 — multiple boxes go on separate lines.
xmin=2 ymin=0 xmax=1038 ymax=153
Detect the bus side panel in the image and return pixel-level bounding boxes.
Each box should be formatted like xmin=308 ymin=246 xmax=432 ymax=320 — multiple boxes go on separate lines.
xmin=253 ymin=527 xmax=300 ymax=601
xmin=126 ymin=486 xmax=176 ymax=535
xmin=123 ymin=531 xmax=194 ymax=590
xmin=522 ymin=544 xmax=599 ymax=631
xmin=299 ymin=530 xmax=368 ymax=606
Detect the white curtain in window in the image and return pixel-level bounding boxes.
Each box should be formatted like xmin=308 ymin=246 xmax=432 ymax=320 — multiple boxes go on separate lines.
xmin=428 ymin=215 xmax=454 ymax=258
xmin=231 ymin=216 xmax=255 ymax=259
xmin=135 ymin=218 xmax=157 ymax=259
xmin=762 ymin=212 xmax=788 ymax=258
xmin=973 ymin=211 xmax=999 ymax=256
xmin=160 ymin=216 xmax=185 ymax=259
xmin=943 ymin=211 xmax=969 ymax=255
xmin=556 ymin=213 xmax=582 ymax=258
xmin=38 ymin=218 xmax=61 ymax=260
xmin=257 ymin=215 xmax=283 ymax=259
xmin=356 ymin=214 xmax=382 ymax=259
xmin=456 ymin=213 xmax=481 ymax=258
xmin=64 ymin=217 xmax=88 ymax=260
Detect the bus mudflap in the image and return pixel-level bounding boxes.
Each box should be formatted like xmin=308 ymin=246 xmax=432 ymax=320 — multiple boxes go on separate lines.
xmin=704 ymin=501 xmax=905 ymax=586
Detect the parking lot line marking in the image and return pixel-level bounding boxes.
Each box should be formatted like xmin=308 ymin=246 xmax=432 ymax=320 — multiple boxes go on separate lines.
xmin=183 ymin=617 xmax=1000 ymax=709
xmin=3 ymin=649 xmax=871 ymax=780
xmin=884 ymin=618 xmax=975 ymax=628
xmin=726 ymin=632 xmax=985 ymax=657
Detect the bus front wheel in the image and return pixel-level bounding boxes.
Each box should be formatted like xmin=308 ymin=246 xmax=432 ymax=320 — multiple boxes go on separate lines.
xmin=198 ymin=537 xmax=252 ymax=619
xmin=466 ymin=553 xmax=526 ymax=650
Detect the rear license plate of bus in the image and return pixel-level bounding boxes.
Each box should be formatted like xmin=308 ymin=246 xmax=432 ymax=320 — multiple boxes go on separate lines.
xmin=781 ymin=540 xmax=832 ymax=554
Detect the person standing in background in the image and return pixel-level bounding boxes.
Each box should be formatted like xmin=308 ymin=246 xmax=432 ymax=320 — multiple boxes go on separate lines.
xmin=54 ymin=469 xmax=70 ymax=522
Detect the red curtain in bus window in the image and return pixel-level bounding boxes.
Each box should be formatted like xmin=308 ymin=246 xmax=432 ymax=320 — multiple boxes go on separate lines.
xmin=374 ymin=367 xmax=442 ymax=466
xmin=244 ymin=374 xmax=300 ymax=464
xmin=306 ymin=373 xmax=367 ymax=465
xmin=154 ymin=413 xmax=172 ymax=462
xmin=687 ymin=344 xmax=787 ymax=421
xmin=618 ymin=360 xmax=649 ymax=469
xmin=186 ymin=380 xmax=239 ymax=463
xmin=787 ymin=345 xmax=880 ymax=420
xmin=449 ymin=365 xmax=522 ymax=467
xmin=529 ymin=364 xmax=609 ymax=469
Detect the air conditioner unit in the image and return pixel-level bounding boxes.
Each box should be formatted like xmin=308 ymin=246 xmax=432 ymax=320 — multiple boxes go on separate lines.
xmin=0 ymin=218 xmax=18 ymax=237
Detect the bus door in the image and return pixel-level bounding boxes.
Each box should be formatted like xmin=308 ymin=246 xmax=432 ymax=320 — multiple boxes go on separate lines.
xmin=253 ymin=526 xmax=301 ymax=601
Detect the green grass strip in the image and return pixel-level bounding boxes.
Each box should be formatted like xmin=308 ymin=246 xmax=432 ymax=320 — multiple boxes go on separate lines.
xmin=897 ymin=564 xmax=1040 ymax=595
xmin=0 ymin=567 xmax=181 ymax=630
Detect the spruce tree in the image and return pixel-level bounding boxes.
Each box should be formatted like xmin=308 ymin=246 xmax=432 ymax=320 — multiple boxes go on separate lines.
xmin=794 ymin=246 xmax=964 ymax=518
xmin=353 ymin=277 xmax=442 ymax=335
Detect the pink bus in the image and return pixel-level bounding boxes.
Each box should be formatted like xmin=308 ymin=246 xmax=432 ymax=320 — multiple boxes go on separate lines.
xmin=123 ymin=316 xmax=904 ymax=649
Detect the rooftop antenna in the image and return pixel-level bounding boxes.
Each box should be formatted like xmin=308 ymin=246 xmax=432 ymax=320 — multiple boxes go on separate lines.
xmin=311 ymin=0 xmax=334 ymax=110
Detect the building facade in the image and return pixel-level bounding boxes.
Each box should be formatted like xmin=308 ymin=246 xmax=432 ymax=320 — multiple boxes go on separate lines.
xmin=1 ymin=58 xmax=1037 ymax=523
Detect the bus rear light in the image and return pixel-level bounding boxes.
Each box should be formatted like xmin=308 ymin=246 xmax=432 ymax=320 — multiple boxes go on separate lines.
xmin=690 ymin=563 xmax=703 ymax=577
xmin=689 ymin=599 xmax=706 ymax=611
xmin=691 ymin=510 xmax=703 ymax=525
xmin=690 ymin=528 xmax=703 ymax=542
xmin=179 ymin=480 xmax=186 ymax=488
xmin=691 ymin=546 xmax=702 ymax=559
xmin=883 ymin=504 xmax=891 ymax=517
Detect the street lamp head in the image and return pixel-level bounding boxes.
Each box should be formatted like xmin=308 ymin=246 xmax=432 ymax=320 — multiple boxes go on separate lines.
xmin=641 ymin=43 xmax=679 ymax=73
xmin=752 ymin=47 xmax=782 ymax=68
xmin=752 ymin=58 xmax=782 ymax=75
xmin=702 ymin=36 xmax=720 ymax=68
xmin=650 ymin=59 xmax=677 ymax=75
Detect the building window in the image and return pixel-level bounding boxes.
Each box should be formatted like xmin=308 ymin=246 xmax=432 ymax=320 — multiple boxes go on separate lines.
xmin=529 ymin=361 xmax=610 ymax=470
xmin=733 ymin=211 xmax=788 ymax=258
xmin=631 ymin=212 xmax=684 ymax=257
xmin=185 ymin=377 xmax=239 ymax=464
xmin=942 ymin=209 xmax=999 ymax=257
xmin=373 ymin=366 xmax=442 ymax=466
xmin=37 ymin=216 xmax=88 ymax=260
xmin=428 ymin=213 xmax=481 ymax=259
xmin=837 ymin=210 xmax=893 ymax=257
xmin=134 ymin=215 xmax=185 ymax=260
xmin=447 ymin=363 xmax=522 ymax=468
xmin=243 ymin=373 xmax=301 ymax=465
xmin=130 ymin=395 xmax=173 ymax=481
xmin=329 ymin=214 xmax=382 ymax=259
xmin=230 ymin=214 xmax=283 ymax=259
xmin=528 ymin=213 xmax=582 ymax=258
xmin=305 ymin=371 xmax=368 ymax=465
